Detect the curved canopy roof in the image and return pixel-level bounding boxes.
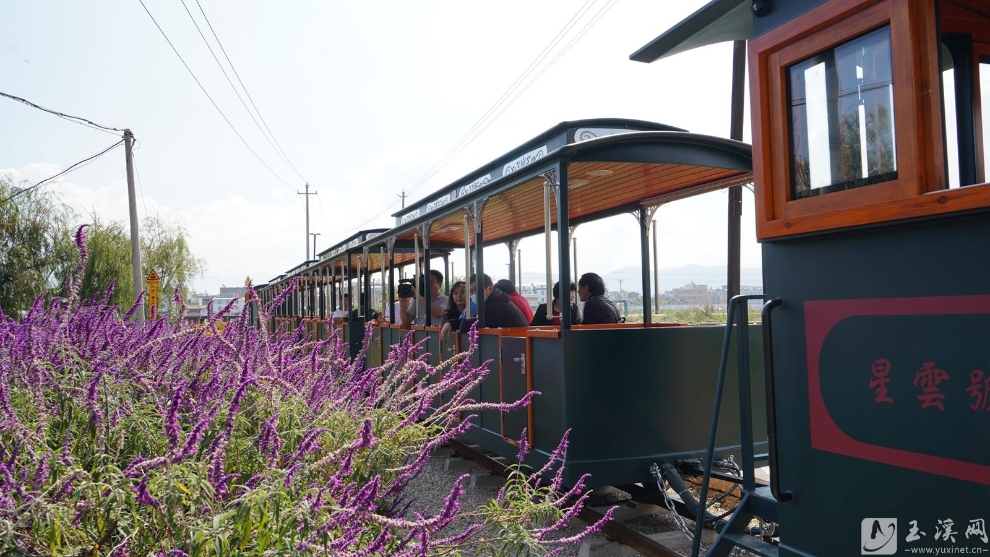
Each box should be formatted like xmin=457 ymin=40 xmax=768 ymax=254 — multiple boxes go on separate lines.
xmin=361 ymin=120 xmax=752 ymax=273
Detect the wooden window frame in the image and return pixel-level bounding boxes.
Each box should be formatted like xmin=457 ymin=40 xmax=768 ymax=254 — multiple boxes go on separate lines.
xmin=747 ymin=0 xmax=990 ymax=240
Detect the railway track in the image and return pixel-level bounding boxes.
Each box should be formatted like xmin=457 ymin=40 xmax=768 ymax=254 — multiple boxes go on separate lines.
xmin=446 ymin=439 xmax=739 ymax=557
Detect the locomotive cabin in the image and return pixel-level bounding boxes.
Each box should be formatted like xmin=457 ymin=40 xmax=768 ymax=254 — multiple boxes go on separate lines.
xmin=636 ymin=0 xmax=990 ymax=555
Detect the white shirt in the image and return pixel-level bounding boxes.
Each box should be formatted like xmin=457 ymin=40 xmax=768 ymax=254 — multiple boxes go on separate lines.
xmin=414 ymin=294 xmax=448 ymax=325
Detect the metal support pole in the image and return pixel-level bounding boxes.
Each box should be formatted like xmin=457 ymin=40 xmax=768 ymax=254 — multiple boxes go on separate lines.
xmin=555 ymin=166 xmax=572 ymax=329
xmin=572 ymin=237 xmax=578 ymax=286
xmin=653 ymin=219 xmax=659 ymax=315
xmin=363 ymin=251 xmax=372 ymax=318
xmin=543 ymin=181 xmax=554 ymax=323
xmin=124 ymin=130 xmax=145 ymax=325
xmin=727 ymin=40 xmax=746 ymax=300
xmin=414 ymin=234 xmax=421 ymax=323
xmin=318 ymin=267 xmax=326 ymax=320
xmin=517 ymin=249 xmax=522 ymax=288
xmin=423 ymin=229 xmax=433 ymax=326
xmin=639 ymin=208 xmax=652 ymax=325
xmin=388 ymin=244 xmax=396 ymax=323
xmin=463 ymin=215 xmax=472 ymax=319
xmin=506 ymin=240 xmax=517 ymax=288
xmin=474 ymin=202 xmax=486 ymax=327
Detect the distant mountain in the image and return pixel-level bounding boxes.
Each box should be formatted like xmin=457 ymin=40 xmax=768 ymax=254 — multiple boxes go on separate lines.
xmin=602 ymin=264 xmax=763 ymax=294
xmin=511 ymin=264 xmax=762 ymax=295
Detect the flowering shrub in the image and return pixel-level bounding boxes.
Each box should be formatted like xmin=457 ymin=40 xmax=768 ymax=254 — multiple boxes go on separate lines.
xmin=0 ymin=226 xmax=611 ymax=556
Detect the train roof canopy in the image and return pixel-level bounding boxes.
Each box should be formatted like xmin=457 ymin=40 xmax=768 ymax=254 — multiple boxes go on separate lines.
xmin=630 ymin=0 xmax=752 ymax=63
xmin=390 ymin=118 xmax=684 ymax=226
xmin=379 ymin=124 xmax=752 ymax=251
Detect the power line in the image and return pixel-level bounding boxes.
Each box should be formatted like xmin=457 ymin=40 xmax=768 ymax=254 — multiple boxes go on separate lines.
xmin=314 ymin=194 xmax=333 ymax=247
xmin=179 ymin=0 xmax=306 ymax=182
xmin=402 ymin=0 xmax=599 ymax=199
xmin=133 ymin=152 xmax=150 ymax=218
xmin=193 ymin=0 xmax=306 ymax=182
xmin=487 ymin=0 xmax=619 ymax=125
xmin=336 ymin=0 xmax=610 ymax=237
xmin=136 ymin=0 xmax=296 ymax=191
xmin=0 ymin=139 xmax=124 ymax=205
xmin=0 ymin=90 xmax=123 ymax=136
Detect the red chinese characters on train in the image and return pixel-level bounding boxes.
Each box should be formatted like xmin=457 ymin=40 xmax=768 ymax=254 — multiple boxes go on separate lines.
xmin=966 ymin=370 xmax=990 ymax=411
xmin=869 ymin=358 xmax=894 ymax=404
xmin=914 ymin=361 xmax=949 ymax=412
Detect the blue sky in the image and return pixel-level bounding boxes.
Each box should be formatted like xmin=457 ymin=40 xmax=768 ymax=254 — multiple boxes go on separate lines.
xmin=1 ymin=0 xmax=758 ymax=293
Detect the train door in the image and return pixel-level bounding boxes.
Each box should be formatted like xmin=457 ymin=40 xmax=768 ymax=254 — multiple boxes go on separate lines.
xmin=748 ymin=1 xmax=990 ymax=554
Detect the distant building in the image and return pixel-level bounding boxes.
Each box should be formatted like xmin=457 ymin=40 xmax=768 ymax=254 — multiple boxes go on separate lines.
xmin=671 ymin=282 xmax=718 ymax=307
xmin=201 ymin=297 xmax=244 ymax=319
xmin=218 ymin=286 xmax=248 ymax=298
xmin=521 ymin=284 xmax=546 ymax=310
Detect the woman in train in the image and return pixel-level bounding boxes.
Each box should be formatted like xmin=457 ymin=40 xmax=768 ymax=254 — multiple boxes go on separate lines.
xmin=439 ymin=280 xmax=467 ymax=342
xmin=530 ymin=281 xmax=582 ymax=326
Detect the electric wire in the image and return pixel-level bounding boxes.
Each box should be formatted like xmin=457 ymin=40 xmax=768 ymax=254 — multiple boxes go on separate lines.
xmin=336 ymin=0 xmax=605 ymax=237
xmin=133 ymin=153 xmax=151 ymax=218
xmin=488 ymin=0 xmax=618 ymax=126
xmin=193 ymin=0 xmax=306 ymax=181
xmin=0 ymin=140 xmax=125 ymax=205
xmin=137 ymin=0 xmax=296 ymax=191
xmin=401 ymin=0 xmax=598 ymax=199
xmin=178 ymin=0 xmax=306 ymax=182
xmin=0 ymin=90 xmax=124 ymax=136
xmin=314 ymin=194 xmax=334 ymax=252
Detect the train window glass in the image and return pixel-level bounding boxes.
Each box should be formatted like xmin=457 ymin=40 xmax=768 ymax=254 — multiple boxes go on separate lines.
xmin=982 ymin=59 xmax=989 ymax=183
xmin=787 ymin=26 xmax=897 ymax=200
xmin=942 ymin=43 xmax=961 ymax=189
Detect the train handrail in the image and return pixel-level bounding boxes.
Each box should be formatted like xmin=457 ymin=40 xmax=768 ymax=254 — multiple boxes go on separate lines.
xmin=762 ymin=298 xmax=793 ymax=503
xmin=691 ymin=294 xmax=765 ymax=557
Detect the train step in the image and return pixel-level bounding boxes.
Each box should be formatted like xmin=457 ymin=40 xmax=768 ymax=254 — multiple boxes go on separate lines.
xmin=705 ymin=487 xmax=779 ymax=557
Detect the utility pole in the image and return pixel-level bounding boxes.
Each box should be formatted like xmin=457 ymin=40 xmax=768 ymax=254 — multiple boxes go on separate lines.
xmin=397 ymin=189 xmax=406 ymax=208
xmin=124 ymin=129 xmax=145 ymax=326
xmin=310 ymin=232 xmax=321 ymax=259
xmin=299 ymin=183 xmax=317 ymax=260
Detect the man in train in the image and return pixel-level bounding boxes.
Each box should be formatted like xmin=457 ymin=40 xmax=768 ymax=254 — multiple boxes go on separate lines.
xmin=577 ymin=272 xmax=621 ymax=324
xmin=493 ymin=279 xmax=535 ymax=323
xmin=330 ymin=294 xmax=350 ymax=323
xmin=459 ymin=273 xmax=528 ymax=332
xmin=398 ymin=270 xmax=448 ymax=326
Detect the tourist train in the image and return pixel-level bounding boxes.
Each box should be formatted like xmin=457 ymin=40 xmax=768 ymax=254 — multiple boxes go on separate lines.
xmin=257 ymin=1 xmax=990 ymax=554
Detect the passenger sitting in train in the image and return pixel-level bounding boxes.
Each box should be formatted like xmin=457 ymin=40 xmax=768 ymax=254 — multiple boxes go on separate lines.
xmin=398 ymin=270 xmax=448 ymax=326
xmin=439 ymin=281 xmax=467 ymax=342
xmin=330 ymin=294 xmax=350 ymax=323
xmin=494 ymin=279 xmax=535 ymax=323
xmin=530 ymin=281 xmax=582 ymax=326
xmin=458 ymin=274 xmax=529 ymax=333
xmin=578 ymin=272 xmax=621 ymax=324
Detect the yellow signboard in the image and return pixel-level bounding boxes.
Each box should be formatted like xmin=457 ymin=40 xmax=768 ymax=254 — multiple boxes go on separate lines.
xmin=147 ymin=269 xmax=161 ymax=320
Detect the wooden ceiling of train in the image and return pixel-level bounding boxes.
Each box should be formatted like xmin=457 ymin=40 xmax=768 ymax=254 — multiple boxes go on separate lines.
xmin=389 ymin=160 xmax=749 ymax=250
